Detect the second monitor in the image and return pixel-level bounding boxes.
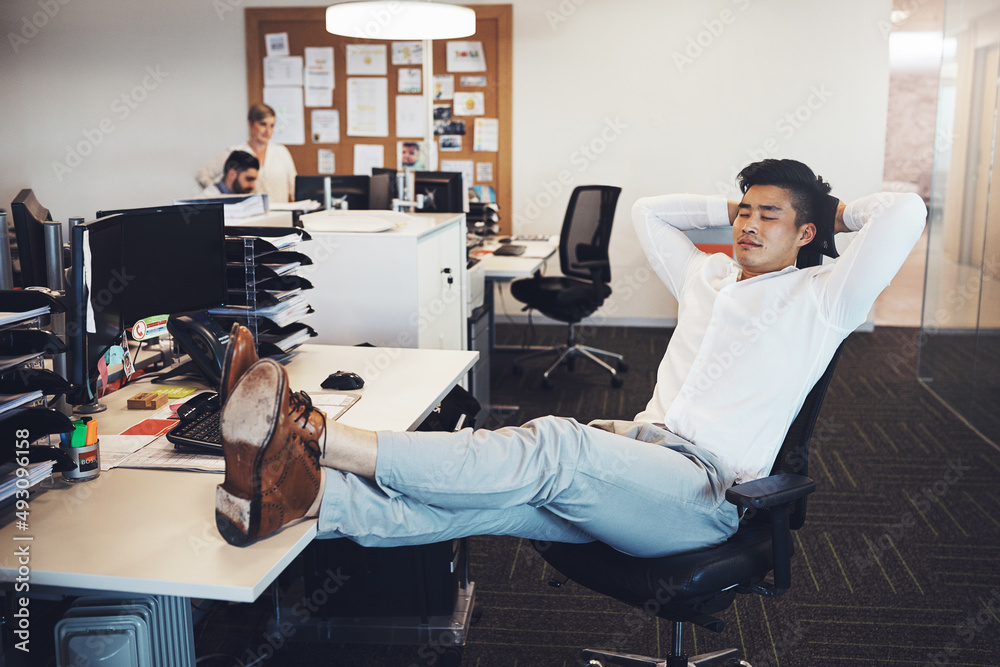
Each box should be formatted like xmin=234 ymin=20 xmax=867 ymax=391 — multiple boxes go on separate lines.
xmin=413 ymin=171 xmax=465 ymax=214
xmin=295 ymin=174 xmax=395 ymax=211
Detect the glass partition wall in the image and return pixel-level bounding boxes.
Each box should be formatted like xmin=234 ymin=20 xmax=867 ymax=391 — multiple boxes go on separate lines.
xmin=919 ymin=0 xmax=1000 ymax=445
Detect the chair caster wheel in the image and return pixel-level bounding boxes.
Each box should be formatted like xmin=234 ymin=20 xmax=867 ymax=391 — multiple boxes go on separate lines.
xmin=617 ymin=361 xmax=629 ymax=373
xmin=439 ymin=646 xmax=462 ymax=667
xmin=611 ymin=376 xmax=624 ymax=388
xmin=542 ymin=378 xmax=553 ymax=390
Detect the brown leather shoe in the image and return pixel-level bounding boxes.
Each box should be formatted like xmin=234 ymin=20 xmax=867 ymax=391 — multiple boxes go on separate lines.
xmin=219 ymin=323 xmax=258 ymax=404
xmin=216 ymin=358 xmax=326 ymax=546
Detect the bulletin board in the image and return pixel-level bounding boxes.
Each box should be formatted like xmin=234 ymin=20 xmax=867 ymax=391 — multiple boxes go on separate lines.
xmin=245 ymin=5 xmax=513 ymax=232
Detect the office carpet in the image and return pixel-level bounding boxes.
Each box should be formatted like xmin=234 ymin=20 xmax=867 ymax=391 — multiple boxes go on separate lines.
xmin=193 ymin=324 xmax=1000 ymax=667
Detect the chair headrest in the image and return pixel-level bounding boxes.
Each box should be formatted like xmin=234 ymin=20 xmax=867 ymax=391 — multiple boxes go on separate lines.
xmin=803 ymin=193 xmax=840 ymax=259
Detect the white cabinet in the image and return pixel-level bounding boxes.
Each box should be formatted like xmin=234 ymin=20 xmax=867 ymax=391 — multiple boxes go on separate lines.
xmin=298 ymin=212 xmax=468 ymax=350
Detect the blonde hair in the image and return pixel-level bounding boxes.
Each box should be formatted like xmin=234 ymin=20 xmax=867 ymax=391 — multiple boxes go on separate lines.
xmin=248 ymin=103 xmax=276 ymax=123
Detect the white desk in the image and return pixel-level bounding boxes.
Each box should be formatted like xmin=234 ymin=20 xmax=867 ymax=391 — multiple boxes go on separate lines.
xmin=472 ymin=237 xmax=558 ymax=280
xmin=471 ymin=238 xmax=559 ymax=350
xmin=0 ymin=344 xmax=476 ymax=661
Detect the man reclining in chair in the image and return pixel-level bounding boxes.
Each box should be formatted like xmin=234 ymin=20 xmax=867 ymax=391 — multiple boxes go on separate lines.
xmin=213 ymin=159 xmax=926 ymax=556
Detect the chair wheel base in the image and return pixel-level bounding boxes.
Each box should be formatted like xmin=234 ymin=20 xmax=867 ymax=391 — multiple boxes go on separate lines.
xmin=611 ymin=376 xmax=624 ymax=388
xmin=581 ymin=648 xmax=748 ymax=667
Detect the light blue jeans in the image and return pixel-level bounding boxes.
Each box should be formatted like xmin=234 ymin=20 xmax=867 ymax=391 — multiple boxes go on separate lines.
xmin=316 ymin=416 xmax=740 ymax=558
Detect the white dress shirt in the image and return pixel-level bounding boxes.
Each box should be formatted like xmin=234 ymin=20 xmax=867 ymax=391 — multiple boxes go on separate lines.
xmin=632 ymin=191 xmax=926 ymax=482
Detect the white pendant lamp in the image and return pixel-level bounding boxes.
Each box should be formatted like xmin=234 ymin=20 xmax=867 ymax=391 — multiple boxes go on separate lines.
xmin=326 ymin=1 xmax=477 ymax=40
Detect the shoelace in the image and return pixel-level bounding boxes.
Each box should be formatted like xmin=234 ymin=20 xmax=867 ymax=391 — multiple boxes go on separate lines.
xmin=288 ymin=390 xmax=325 ymax=459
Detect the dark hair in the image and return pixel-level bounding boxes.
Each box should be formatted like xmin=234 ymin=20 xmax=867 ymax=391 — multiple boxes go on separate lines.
xmin=224 ymin=150 xmax=259 ymax=175
xmin=736 ymin=159 xmax=831 ymax=227
xmin=248 ymin=102 xmax=276 ymax=123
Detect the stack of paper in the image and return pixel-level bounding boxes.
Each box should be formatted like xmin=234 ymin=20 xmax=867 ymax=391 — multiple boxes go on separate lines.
xmin=0 ymin=461 xmax=54 ymax=509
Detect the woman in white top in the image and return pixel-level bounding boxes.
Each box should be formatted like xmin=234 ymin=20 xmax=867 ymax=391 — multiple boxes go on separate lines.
xmin=196 ymin=103 xmax=297 ymax=203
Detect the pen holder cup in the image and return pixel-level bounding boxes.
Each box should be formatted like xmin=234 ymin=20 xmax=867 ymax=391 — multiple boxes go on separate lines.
xmin=60 ymin=441 xmax=100 ymax=482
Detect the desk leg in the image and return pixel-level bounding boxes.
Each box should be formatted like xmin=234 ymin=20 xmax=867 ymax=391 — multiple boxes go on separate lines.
xmin=485 ymin=278 xmax=556 ymax=354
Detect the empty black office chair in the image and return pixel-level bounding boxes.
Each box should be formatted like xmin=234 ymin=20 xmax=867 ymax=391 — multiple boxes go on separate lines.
xmin=510 ymin=185 xmax=624 ymax=389
xmin=10 ymin=189 xmax=53 ymax=288
xmin=534 ymin=246 xmax=841 ymax=667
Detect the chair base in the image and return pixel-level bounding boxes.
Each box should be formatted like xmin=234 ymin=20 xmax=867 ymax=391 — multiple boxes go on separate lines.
xmin=513 ymin=342 xmax=626 ymax=389
xmin=582 ymin=647 xmax=750 ymax=667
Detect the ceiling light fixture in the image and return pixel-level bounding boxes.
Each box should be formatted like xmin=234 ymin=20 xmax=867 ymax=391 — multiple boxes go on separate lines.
xmin=326 ymin=1 xmax=477 ymax=40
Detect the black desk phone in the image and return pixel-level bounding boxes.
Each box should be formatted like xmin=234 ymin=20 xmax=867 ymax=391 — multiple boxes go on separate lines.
xmin=165 ymin=312 xmax=229 ymax=387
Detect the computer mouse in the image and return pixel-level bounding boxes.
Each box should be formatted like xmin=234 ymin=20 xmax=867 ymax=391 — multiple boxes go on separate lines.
xmin=322 ymin=371 xmax=365 ymax=390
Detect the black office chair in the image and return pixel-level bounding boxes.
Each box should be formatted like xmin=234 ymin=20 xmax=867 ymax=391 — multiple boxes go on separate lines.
xmin=10 ymin=189 xmax=53 ymax=288
xmin=534 ymin=246 xmax=842 ymax=667
xmin=510 ymin=185 xmax=625 ymax=389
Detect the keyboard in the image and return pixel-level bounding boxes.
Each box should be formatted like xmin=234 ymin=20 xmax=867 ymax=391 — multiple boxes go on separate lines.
xmin=166 ymin=395 xmax=223 ymax=454
xmin=493 ymin=244 xmax=526 ymax=256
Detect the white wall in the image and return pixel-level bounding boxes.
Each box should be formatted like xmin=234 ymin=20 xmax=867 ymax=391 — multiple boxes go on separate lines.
xmin=0 ymin=0 xmax=892 ymax=325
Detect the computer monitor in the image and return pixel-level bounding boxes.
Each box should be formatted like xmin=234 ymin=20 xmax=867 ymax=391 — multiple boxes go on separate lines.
xmin=66 ymin=203 xmax=227 ymax=404
xmin=370 ymin=168 xmax=397 ymax=210
xmin=413 ymin=171 xmax=465 ymax=213
xmin=10 ymin=188 xmax=53 ymax=288
xmin=294 ymin=175 xmax=372 ymax=210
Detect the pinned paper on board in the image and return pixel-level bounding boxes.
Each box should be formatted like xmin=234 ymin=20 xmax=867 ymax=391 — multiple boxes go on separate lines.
xmin=346 ymin=78 xmax=388 ymax=137
xmin=398 ymin=140 xmax=426 ymax=170
xmin=476 ymin=162 xmax=494 ymax=182
xmin=346 ymin=44 xmax=387 ymax=75
xmin=395 ymin=95 xmax=426 ymax=138
xmin=354 ymin=144 xmax=384 ymax=175
xmin=446 ymin=41 xmax=486 ymax=72
xmin=474 ymin=118 xmax=499 ymax=151
xmin=304 ymin=46 xmax=335 ymax=107
xmin=264 ymin=56 xmax=303 ymax=87
xmin=454 ymin=92 xmax=485 ymax=116
xmin=392 ymin=41 xmax=423 ymax=65
xmin=398 ymin=68 xmax=422 ymax=94
xmin=264 ymin=86 xmax=305 ymax=145
xmin=311 ymin=109 xmax=340 ymax=143
xmin=440 ymin=135 xmax=462 ymax=151
xmin=265 ymin=32 xmax=289 ymax=57
xmin=433 ymin=75 xmax=455 ymax=101
xmin=318 ymin=149 xmax=335 ymax=174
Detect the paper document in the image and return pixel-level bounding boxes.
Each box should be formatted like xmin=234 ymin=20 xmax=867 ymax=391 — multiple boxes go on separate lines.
xmin=116 ymin=435 xmax=225 ymax=473
xmin=311 ymin=109 xmax=340 ymax=143
xmin=346 ymin=78 xmax=389 ymax=137
xmin=264 ymin=56 xmax=303 ymax=86
xmin=0 ymin=308 xmax=49 ymax=328
xmin=396 ymin=95 xmax=427 ymax=138
xmin=264 ymin=86 xmax=306 ymax=145
xmin=346 ymin=44 xmax=387 ymax=75
xmin=99 ymin=434 xmax=159 ymax=471
xmin=271 ymin=200 xmax=323 ymax=212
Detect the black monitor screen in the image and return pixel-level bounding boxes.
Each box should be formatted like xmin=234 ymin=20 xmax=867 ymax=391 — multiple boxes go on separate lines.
xmin=295 ymin=175 xmax=371 ymax=210
xmin=67 ymin=203 xmax=227 ymax=402
xmin=370 ymin=168 xmax=397 ymax=210
xmin=93 ymin=203 xmax=227 ymax=325
xmin=10 ymin=188 xmax=53 ymax=288
xmin=413 ymin=171 xmax=465 ymax=213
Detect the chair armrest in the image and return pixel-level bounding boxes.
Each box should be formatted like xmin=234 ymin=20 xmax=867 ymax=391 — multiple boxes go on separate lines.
xmin=725 ymin=473 xmax=815 ymax=510
xmin=725 ymin=473 xmax=816 ymax=598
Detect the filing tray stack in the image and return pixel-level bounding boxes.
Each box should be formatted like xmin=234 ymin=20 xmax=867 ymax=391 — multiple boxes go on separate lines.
xmin=210 ymin=226 xmax=318 ymax=357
